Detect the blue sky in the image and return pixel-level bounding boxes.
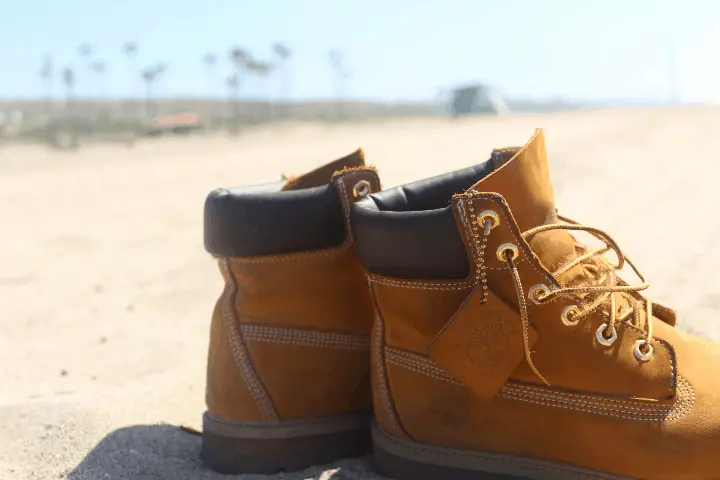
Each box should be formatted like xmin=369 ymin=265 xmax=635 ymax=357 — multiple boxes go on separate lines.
xmin=2 ymin=0 xmax=720 ymax=102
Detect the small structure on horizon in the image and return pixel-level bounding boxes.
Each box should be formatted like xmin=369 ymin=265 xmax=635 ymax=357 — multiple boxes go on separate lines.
xmin=449 ymin=84 xmax=510 ymax=116
xmin=146 ymin=112 xmax=203 ymax=136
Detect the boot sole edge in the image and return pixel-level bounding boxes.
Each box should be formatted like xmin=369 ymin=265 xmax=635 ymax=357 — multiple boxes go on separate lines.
xmin=371 ymin=420 xmax=634 ymax=480
xmin=201 ymin=410 xmax=371 ymax=474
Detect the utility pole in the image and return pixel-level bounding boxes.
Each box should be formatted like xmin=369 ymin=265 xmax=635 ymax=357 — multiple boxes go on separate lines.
xmin=665 ymin=36 xmax=680 ymax=104
xmin=328 ymin=49 xmax=350 ymax=121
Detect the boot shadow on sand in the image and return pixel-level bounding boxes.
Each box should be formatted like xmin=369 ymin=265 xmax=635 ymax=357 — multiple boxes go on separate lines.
xmin=66 ymin=424 xmax=381 ymax=480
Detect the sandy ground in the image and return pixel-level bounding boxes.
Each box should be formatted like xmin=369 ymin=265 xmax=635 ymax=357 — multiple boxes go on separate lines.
xmin=2 ymin=107 xmax=720 ymax=480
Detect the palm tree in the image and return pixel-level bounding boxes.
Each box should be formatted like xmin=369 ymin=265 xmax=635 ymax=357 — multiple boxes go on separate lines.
xmin=91 ymin=61 xmax=106 ymax=115
xmin=155 ymin=63 xmax=167 ymax=113
xmin=246 ymin=60 xmax=273 ymax=122
xmin=77 ymin=43 xmax=99 ymax=116
xmin=328 ymin=49 xmax=351 ymax=121
xmin=62 ymin=67 xmax=76 ymax=108
xmin=60 ymin=66 xmax=78 ymax=148
xmin=92 ymin=61 xmax=105 ymax=78
xmin=203 ymin=53 xmax=218 ymax=127
xmin=226 ymin=73 xmax=240 ymax=134
xmin=203 ymin=53 xmax=218 ymax=94
xmin=77 ymin=44 xmax=93 ymax=97
xmin=155 ymin=62 xmax=167 ymax=88
xmin=231 ymin=48 xmax=250 ymax=69
xmin=141 ymin=68 xmax=155 ymax=118
xmin=122 ymin=43 xmax=138 ymax=57
xmin=122 ymin=42 xmax=138 ymax=117
xmin=142 ymin=63 xmax=165 ymax=119
xmin=39 ymin=55 xmax=53 ymax=117
xmin=227 ymin=47 xmax=251 ymax=131
xmin=78 ymin=44 xmax=93 ymax=60
xmin=273 ymin=43 xmax=292 ymax=119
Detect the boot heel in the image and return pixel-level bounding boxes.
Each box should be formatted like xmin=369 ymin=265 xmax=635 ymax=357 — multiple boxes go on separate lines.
xmin=201 ymin=411 xmax=371 ymax=474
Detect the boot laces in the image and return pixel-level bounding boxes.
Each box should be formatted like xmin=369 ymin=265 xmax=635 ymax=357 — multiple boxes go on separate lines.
xmin=491 ymin=214 xmax=654 ymax=386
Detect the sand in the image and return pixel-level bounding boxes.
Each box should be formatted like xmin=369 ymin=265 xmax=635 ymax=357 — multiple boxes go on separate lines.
xmin=2 ymin=107 xmax=720 ymax=479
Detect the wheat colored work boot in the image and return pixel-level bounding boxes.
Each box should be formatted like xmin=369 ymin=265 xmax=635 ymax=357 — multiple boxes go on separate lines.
xmin=352 ymin=130 xmax=720 ymax=480
xmin=201 ymin=149 xmax=381 ymax=474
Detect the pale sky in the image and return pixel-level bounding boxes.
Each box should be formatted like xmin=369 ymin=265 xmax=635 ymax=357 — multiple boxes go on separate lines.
xmin=2 ymin=0 xmax=720 ymax=102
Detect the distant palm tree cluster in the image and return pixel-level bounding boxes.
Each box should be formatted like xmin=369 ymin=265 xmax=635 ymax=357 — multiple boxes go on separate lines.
xmin=37 ymin=42 xmax=352 ymax=126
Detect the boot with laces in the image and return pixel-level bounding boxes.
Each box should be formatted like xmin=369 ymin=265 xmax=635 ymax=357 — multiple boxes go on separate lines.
xmin=352 ymin=129 xmax=720 ymax=480
xmin=202 ymin=150 xmax=381 ymax=474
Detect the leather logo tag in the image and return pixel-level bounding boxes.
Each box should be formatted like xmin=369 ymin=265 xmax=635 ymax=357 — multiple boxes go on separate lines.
xmin=427 ymin=286 xmax=538 ymax=399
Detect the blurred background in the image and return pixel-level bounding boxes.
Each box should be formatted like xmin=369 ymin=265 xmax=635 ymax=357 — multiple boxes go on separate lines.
xmin=4 ymin=2 xmax=720 ymax=479
xmin=0 ymin=0 xmax=714 ymax=148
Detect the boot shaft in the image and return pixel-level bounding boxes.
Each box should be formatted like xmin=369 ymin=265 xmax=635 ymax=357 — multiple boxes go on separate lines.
xmin=202 ymin=150 xmax=380 ymax=474
xmin=352 ymin=129 xmax=674 ymax=400
xmin=351 ymin=129 xmax=720 ymax=480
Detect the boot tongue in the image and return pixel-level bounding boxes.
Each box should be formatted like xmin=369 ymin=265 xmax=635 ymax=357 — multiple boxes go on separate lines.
xmin=471 ymin=129 xmax=637 ymax=325
xmin=469 ymin=129 xmax=582 ymax=284
xmin=281 ymin=149 xmax=365 ymax=191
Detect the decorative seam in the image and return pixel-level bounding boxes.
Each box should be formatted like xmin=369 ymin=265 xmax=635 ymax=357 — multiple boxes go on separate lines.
xmin=240 ymin=324 xmax=370 ymax=350
xmin=372 ymin=285 xmax=405 ymax=435
xmin=385 ymin=347 xmax=694 ymax=423
xmin=220 ymin=259 xmax=278 ymax=421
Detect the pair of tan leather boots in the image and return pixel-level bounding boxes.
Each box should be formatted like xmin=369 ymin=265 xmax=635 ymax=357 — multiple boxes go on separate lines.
xmin=201 ymin=129 xmax=720 ymax=480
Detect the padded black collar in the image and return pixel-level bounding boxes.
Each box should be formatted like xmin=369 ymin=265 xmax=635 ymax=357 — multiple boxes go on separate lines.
xmin=204 ymin=180 xmax=345 ymax=257
xmin=351 ymin=160 xmax=495 ymax=279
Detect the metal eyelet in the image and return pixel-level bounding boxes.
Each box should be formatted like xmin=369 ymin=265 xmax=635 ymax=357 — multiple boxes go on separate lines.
xmin=528 ymin=284 xmax=551 ymax=304
xmin=561 ymin=305 xmax=580 ymax=326
xmin=353 ymin=180 xmax=371 ymax=198
xmin=496 ymin=243 xmax=519 ymax=263
xmin=633 ymin=339 xmax=654 ymax=362
xmin=595 ymin=323 xmax=618 ymax=347
xmin=477 ymin=210 xmax=500 ymax=234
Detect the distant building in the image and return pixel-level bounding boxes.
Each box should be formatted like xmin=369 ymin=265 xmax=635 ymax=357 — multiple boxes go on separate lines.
xmin=147 ymin=112 xmax=202 ymax=135
xmin=449 ymin=84 xmax=510 ymax=116
xmin=9 ymin=110 xmax=23 ymax=124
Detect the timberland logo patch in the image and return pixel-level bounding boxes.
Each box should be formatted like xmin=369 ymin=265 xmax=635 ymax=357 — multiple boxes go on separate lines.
xmin=427 ymin=287 xmax=537 ymax=399
xmin=462 ymin=310 xmax=517 ymax=366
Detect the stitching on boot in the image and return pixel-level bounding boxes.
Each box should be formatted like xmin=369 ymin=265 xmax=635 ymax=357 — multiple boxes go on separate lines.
xmin=331 ymin=163 xmax=381 ymax=183
xmin=596 ymin=311 xmax=677 ymax=397
xmin=365 ymin=195 xmax=539 ymax=294
xmin=459 ymin=196 xmax=539 ymax=276
xmin=227 ymin=242 xmax=350 ymax=264
xmin=335 ymin=174 xmax=355 ymax=239
xmin=239 ymin=324 xmax=370 ymax=350
xmin=499 ymin=377 xmax=694 ymax=422
xmin=220 ymin=259 xmax=279 ymax=421
xmin=370 ymin=280 xmax=407 ymax=436
xmin=374 ymin=312 xmax=405 ymax=434
xmin=462 ymin=193 xmax=678 ymax=397
xmin=456 ymin=197 xmax=483 ymax=284
xmin=377 ymin=429 xmax=625 ymax=480
xmin=370 ymin=194 xmax=678 ymax=400
xmin=460 ymin=193 xmax=558 ymax=286
xmin=385 ymin=347 xmax=695 ymax=423
xmin=370 ymin=276 xmax=472 ymax=290
xmin=332 ymin=167 xmax=382 ymax=243
xmin=386 ymin=348 xmax=462 ymax=386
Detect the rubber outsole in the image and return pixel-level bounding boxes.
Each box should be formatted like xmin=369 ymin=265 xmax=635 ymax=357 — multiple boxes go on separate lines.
xmin=201 ymin=411 xmax=371 ymax=475
xmin=371 ymin=420 xmax=632 ymax=480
